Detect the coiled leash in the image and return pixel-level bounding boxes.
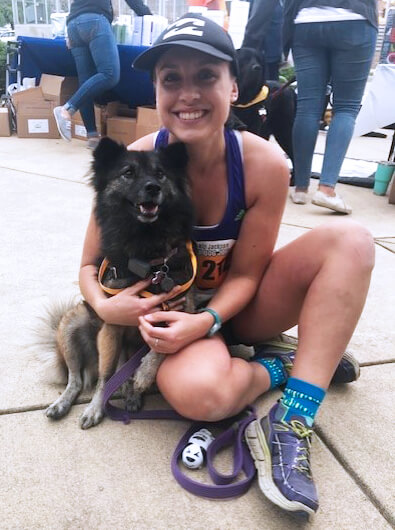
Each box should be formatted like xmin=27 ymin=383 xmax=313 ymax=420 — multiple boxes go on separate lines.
xmin=102 ymin=346 xmax=257 ymax=499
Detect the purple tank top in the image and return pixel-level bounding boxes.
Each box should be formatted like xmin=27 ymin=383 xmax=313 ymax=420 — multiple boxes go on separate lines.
xmin=155 ymin=127 xmax=246 ymax=290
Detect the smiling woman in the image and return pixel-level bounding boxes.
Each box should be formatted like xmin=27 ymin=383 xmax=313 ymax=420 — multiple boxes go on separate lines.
xmin=77 ymin=13 xmax=374 ymax=518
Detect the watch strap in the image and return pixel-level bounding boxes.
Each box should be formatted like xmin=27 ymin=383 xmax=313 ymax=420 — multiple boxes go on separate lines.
xmin=198 ymin=308 xmax=222 ymax=337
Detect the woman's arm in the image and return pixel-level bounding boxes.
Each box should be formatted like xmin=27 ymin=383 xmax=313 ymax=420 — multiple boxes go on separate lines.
xmin=139 ymin=134 xmax=290 ymax=351
xmin=205 ymin=133 xmax=290 ymax=322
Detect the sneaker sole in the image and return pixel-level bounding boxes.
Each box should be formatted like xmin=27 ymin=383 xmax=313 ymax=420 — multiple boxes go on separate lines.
xmin=311 ymin=198 xmax=351 ymax=214
xmin=53 ymin=108 xmax=71 ymax=142
xmin=245 ymin=420 xmax=316 ymax=517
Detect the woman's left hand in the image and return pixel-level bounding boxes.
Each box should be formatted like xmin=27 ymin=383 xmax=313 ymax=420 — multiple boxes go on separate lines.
xmin=138 ymin=311 xmax=212 ymax=354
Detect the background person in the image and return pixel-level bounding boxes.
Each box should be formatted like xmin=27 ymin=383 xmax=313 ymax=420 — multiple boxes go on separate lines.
xmin=53 ymin=0 xmax=152 ymax=149
xmin=285 ymin=0 xmax=378 ymax=213
xmin=79 ymin=14 xmax=374 ymax=516
xmin=242 ymin=0 xmax=284 ymax=81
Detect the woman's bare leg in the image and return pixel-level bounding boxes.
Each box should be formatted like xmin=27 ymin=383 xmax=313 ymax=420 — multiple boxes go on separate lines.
xmin=233 ymin=219 xmax=375 ymax=389
xmin=157 ymin=220 xmax=374 ymax=421
xmin=157 ymin=334 xmax=271 ymax=421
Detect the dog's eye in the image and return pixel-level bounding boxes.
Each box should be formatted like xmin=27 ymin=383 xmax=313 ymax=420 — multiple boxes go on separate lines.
xmin=156 ymin=170 xmax=166 ymax=180
xmin=120 ymin=167 xmax=133 ymax=178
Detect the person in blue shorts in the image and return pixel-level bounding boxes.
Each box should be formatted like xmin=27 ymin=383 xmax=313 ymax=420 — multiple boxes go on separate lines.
xmin=78 ymin=14 xmax=374 ymax=516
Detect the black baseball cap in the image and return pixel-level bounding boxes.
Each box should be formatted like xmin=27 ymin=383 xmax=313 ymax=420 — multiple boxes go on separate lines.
xmin=133 ymin=13 xmax=238 ymax=77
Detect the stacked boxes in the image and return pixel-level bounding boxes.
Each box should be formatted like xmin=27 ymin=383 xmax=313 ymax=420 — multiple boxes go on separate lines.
xmin=12 ymin=74 xmax=78 ymax=139
xmin=106 ymin=103 xmax=161 ymax=146
xmin=11 ymin=79 xmax=161 ymax=145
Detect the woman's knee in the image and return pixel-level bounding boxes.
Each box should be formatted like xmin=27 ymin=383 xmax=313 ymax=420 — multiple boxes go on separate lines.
xmin=100 ymin=67 xmax=120 ymax=88
xmin=319 ymin=220 xmax=375 ymax=271
xmin=157 ymin=356 xmax=234 ymax=422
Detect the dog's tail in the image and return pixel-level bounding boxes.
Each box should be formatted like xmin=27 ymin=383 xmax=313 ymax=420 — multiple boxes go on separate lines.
xmin=33 ymin=300 xmax=77 ymax=386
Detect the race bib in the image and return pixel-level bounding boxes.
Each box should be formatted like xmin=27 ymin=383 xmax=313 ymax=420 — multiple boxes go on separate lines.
xmin=195 ymin=239 xmax=235 ymax=290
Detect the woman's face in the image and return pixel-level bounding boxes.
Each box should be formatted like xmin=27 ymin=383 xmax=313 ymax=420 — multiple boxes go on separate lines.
xmin=154 ymin=47 xmax=238 ymax=144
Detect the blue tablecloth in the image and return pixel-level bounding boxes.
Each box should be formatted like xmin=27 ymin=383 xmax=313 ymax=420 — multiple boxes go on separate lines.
xmin=17 ymin=36 xmax=155 ymax=108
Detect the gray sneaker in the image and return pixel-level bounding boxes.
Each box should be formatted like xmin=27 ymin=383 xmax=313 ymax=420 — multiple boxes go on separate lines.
xmin=245 ymin=401 xmax=318 ymax=517
xmin=53 ymin=106 xmax=71 ymax=142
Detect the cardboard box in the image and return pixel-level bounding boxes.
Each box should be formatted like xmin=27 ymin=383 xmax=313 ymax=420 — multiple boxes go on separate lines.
xmin=12 ymin=87 xmax=60 ymax=139
xmin=71 ymin=106 xmax=107 ymax=139
xmin=12 ymin=87 xmax=45 ymax=110
xmin=16 ymin=101 xmax=59 ymax=138
xmin=40 ymin=74 xmax=78 ymax=106
xmin=0 ymin=108 xmax=11 ymax=136
xmin=71 ymin=112 xmax=88 ymax=140
xmin=107 ymin=116 xmax=137 ymax=145
xmin=135 ymin=106 xmax=161 ymax=140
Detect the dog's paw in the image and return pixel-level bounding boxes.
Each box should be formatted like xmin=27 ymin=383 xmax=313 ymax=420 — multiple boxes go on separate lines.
xmin=79 ymin=403 xmax=104 ymax=429
xmin=125 ymin=392 xmax=143 ymax=413
xmin=133 ymin=351 xmax=164 ymax=393
xmin=46 ymin=399 xmax=72 ymax=419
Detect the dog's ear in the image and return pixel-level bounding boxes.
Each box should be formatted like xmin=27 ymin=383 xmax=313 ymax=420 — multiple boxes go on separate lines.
xmin=158 ymin=142 xmax=188 ymax=171
xmin=91 ymin=137 xmax=127 ymax=192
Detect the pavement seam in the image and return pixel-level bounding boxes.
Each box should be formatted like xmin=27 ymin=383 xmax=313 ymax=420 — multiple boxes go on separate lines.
xmin=0 ymin=394 xmax=124 ymax=416
xmin=360 ymin=359 xmax=395 ymax=367
xmin=375 ymin=241 xmax=395 ymax=254
xmin=315 ymin=425 xmax=395 ymax=528
xmin=0 ymin=164 xmax=90 ymax=184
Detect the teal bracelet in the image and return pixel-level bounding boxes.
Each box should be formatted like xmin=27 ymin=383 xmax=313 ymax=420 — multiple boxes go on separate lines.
xmin=198 ymin=308 xmax=222 ymax=337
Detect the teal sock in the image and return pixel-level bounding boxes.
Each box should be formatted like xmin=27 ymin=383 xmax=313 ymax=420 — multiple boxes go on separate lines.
xmin=280 ymin=377 xmax=326 ymax=426
xmin=254 ymin=357 xmax=287 ymax=389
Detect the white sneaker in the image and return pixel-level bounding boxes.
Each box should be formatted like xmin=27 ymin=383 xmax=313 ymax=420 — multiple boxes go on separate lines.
xmin=312 ymin=190 xmax=352 ymax=214
xmin=53 ymin=106 xmax=71 ymax=142
xmin=290 ymin=189 xmax=308 ymax=204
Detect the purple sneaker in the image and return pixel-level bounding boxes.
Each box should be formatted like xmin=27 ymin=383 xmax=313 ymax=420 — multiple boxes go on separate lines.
xmin=254 ymin=336 xmax=360 ymax=385
xmin=245 ymin=401 xmax=318 ymax=516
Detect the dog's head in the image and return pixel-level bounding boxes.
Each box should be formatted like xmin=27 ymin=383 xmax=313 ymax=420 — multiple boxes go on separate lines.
xmin=235 ymin=47 xmax=265 ymax=105
xmin=91 ymin=137 xmax=190 ymax=226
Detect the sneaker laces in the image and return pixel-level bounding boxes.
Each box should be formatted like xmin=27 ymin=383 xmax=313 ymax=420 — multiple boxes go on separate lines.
xmin=289 ymin=420 xmax=313 ymax=478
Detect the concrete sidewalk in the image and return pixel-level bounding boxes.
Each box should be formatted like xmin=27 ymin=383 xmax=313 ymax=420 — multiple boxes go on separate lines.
xmin=0 ymin=132 xmax=394 ymax=529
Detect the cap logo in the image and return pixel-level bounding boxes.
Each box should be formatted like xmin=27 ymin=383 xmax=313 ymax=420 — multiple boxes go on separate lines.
xmin=162 ymin=18 xmax=205 ymax=40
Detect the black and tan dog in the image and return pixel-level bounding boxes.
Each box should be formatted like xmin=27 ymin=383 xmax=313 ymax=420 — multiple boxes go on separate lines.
xmin=232 ymin=47 xmax=296 ymax=167
xmin=40 ymin=138 xmax=196 ymax=429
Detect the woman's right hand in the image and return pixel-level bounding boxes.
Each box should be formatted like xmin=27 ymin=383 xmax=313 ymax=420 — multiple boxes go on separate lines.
xmin=95 ymin=278 xmax=184 ymax=326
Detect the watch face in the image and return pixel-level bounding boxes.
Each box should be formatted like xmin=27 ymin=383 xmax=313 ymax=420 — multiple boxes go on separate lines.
xmin=208 ymin=322 xmax=221 ymax=337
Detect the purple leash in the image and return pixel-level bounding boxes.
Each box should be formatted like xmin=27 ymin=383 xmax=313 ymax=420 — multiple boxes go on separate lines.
xmin=103 ymin=345 xmax=257 ymax=499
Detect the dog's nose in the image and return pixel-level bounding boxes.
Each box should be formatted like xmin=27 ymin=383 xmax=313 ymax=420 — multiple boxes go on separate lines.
xmin=145 ymin=182 xmax=161 ymax=196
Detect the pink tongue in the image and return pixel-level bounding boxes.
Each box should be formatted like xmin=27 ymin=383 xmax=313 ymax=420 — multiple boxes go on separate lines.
xmin=140 ymin=204 xmax=158 ymax=215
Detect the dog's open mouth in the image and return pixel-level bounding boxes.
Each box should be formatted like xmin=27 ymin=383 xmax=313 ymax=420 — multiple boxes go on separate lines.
xmin=137 ymin=201 xmax=159 ymax=222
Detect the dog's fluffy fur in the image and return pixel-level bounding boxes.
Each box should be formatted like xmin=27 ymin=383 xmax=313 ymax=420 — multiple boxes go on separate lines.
xmin=233 ymin=47 xmax=296 ymax=166
xmin=38 ymin=138 xmax=195 ymax=429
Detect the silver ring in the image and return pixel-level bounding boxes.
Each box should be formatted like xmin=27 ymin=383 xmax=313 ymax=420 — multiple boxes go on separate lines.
xmin=154 ymin=338 xmax=159 ymax=348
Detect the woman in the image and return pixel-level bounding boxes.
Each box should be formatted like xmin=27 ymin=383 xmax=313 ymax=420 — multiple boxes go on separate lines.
xmin=53 ymin=0 xmax=151 ymax=148
xmin=79 ymin=14 xmax=374 ymax=516
xmin=285 ymin=0 xmax=378 ymax=213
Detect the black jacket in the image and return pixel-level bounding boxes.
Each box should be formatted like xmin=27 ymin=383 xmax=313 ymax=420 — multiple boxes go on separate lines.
xmin=67 ymin=0 xmax=151 ymax=25
xmin=283 ymin=0 xmax=378 ymax=55
xmin=242 ymin=0 xmax=280 ymax=50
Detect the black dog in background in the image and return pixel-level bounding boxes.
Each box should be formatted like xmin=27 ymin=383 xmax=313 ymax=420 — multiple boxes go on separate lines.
xmin=232 ymin=47 xmax=296 ymax=168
